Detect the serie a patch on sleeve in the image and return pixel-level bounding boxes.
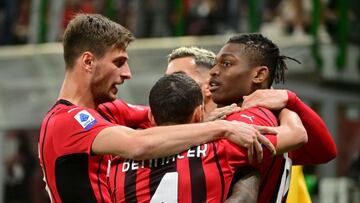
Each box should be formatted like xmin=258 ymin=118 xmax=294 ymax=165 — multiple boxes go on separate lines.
xmin=74 ymin=110 xmax=97 ymax=130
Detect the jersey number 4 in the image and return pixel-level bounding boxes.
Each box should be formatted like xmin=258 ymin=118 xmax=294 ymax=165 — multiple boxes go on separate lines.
xmin=150 ymin=172 xmax=178 ymax=203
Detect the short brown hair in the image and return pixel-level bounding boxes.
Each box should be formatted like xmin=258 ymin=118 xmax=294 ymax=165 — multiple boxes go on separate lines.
xmin=149 ymin=73 xmax=203 ymax=125
xmin=167 ymin=46 xmax=215 ymax=69
xmin=63 ymin=13 xmax=134 ymax=69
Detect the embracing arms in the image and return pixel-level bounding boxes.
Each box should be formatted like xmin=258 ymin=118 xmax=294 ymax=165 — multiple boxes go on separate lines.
xmin=92 ymin=120 xmax=276 ymax=160
xmin=242 ymin=89 xmax=337 ymax=163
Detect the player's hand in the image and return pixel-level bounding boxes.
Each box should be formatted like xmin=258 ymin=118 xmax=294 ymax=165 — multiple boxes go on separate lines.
xmin=250 ymin=125 xmax=277 ymax=163
xmin=204 ymin=103 xmax=241 ymax=122
xmin=242 ymin=89 xmax=288 ymax=110
xmin=252 ymin=125 xmax=277 ymax=157
xmin=222 ymin=121 xmax=277 ymax=163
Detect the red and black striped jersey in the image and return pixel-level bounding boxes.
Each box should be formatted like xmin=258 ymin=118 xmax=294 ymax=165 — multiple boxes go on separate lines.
xmin=225 ymin=107 xmax=292 ymax=203
xmin=98 ymin=99 xmax=152 ymax=129
xmin=102 ymin=95 xmax=336 ymax=203
xmin=38 ymin=99 xmax=116 ymax=203
xmin=227 ymin=92 xmax=337 ymax=203
xmin=108 ymin=107 xmax=278 ymax=203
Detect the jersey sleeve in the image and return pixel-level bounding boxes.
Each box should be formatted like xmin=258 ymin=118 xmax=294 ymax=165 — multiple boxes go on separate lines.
xmin=286 ymin=91 xmax=337 ymax=164
xmin=53 ymin=107 xmax=116 ymax=156
xmin=224 ymin=107 xmax=278 ymax=171
xmin=98 ymin=99 xmax=152 ymax=128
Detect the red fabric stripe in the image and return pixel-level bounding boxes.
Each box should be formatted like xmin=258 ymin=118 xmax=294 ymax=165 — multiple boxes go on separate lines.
xmin=202 ymin=144 xmax=224 ymax=202
xmin=136 ymin=165 xmax=150 ymax=202
xmin=111 ymin=158 xmax=125 ymax=203
xmin=177 ymin=154 xmax=192 ymax=202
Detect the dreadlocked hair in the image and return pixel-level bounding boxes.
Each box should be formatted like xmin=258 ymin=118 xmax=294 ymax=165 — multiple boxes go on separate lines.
xmin=227 ymin=33 xmax=301 ymax=86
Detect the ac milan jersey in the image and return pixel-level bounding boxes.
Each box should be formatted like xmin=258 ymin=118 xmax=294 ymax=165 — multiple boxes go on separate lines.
xmin=225 ymin=107 xmax=292 ymax=203
xmin=38 ymin=99 xmax=117 ymax=203
xmin=98 ymin=99 xmax=152 ymax=129
xmin=103 ymin=94 xmax=336 ymax=203
xmin=228 ymin=92 xmax=337 ymax=203
xmin=108 ymin=107 xmax=278 ymax=203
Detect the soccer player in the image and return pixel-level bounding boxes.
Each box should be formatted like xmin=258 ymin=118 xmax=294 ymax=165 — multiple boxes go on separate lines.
xmin=165 ymin=46 xmax=217 ymax=118
xmin=209 ymin=33 xmax=337 ymax=202
xmin=98 ymin=46 xmax=218 ymax=129
xmin=38 ymin=14 xmax=276 ymax=203
xmin=102 ymin=45 xmax=336 ymax=202
xmin=108 ymin=73 xmax=307 ymax=202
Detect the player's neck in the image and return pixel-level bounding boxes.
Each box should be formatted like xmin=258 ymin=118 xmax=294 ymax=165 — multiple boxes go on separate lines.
xmin=204 ymin=99 xmax=217 ymax=117
xmin=58 ymin=72 xmax=97 ymax=109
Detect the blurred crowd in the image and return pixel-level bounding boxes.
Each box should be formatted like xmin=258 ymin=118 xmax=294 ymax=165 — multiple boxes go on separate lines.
xmin=4 ymin=130 xmax=49 ymax=203
xmin=0 ymin=1 xmax=359 ymax=203
xmin=0 ymin=0 xmax=359 ymax=45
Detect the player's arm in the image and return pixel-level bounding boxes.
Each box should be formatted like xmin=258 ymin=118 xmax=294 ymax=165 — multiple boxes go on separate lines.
xmin=226 ymin=107 xmax=306 ymax=162
xmin=286 ymin=91 xmax=337 ymax=164
xmin=225 ymin=109 xmax=306 ymax=203
xmin=242 ymin=89 xmax=337 ymax=163
xmin=92 ymin=120 xmax=276 ymax=160
xmin=274 ymin=108 xmax=308 ymax=154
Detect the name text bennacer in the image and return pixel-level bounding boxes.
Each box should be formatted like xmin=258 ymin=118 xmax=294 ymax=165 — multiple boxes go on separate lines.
xmin=122 ymin=144 xmax=208 ymax=172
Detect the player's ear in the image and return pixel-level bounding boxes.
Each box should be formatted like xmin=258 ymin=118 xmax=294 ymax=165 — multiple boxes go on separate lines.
xmin=192 ymin=105 xmax=204 ymax=123
xmin=203 ymin=83 xmax=212 ymax=98
xmin=252 ymin=66 xmax=269 ymax=84
xmin=81 ymin=51 xmax=95 ymax=73
xmin=148 ymin=109 xmax=157 ymax=126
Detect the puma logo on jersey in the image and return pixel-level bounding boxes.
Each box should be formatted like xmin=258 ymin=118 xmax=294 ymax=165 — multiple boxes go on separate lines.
xmin=240 ymin=114 xmax=255 ymax=123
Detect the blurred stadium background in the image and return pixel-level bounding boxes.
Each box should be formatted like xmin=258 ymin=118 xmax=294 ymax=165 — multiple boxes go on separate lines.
xmin=0 ymin=0 xmax=359 ymax=203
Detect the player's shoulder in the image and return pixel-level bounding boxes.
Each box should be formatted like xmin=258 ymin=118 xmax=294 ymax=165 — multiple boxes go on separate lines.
xmin=226 ymin=106 xmax=268 ymax=120
xmin=100 ymin=99 xmax=148 ymax=112
xmin=99 ymin=99 xmax=126 ymax=112
xmin=226 ymin=107 xmax=277 ymax=126
xmin=60 ymin=105 xmax=98 ymax=118
xmin=45 ymin=99 xmax=79 ymax=117
xmin=46 ymin=100 xmax=103 ymax=129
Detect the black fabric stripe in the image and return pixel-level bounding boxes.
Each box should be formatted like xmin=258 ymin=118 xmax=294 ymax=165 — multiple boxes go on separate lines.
xmin=124 ymin=165 xmax=138 ymax=203
xmin=257 ymin=107 xmax=276 ymax=127
xmin=212 ymin=143 xmax=225 ymax=202
xmin=270 ymin=158 xmax=286 ymax=203
xmin=113 ymin=163 xmax=119 ymax=203
xmin=97 ymin=156 xmax=105 ymax=203
xmin=97 ymin=108 xmax=112 ymax=122
xmin=55 ymin=153 xmax=97 ymax=203
xmin=58 ymin=99 xmax=73 ymax=106
xmin=149 ymin=158 xmax=177 ymax=200
xmin=46 ymin=100 xmax=67 ymax=114
xmin=40 ymin=111 xmax=57 ymax=203
xmin=282 ymin=165 xmax=290 ymax=203
xmin=188 ymin=146 xmax=206 ymax=203
xmin=282 ymin=188 xmax=289 ymax=203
